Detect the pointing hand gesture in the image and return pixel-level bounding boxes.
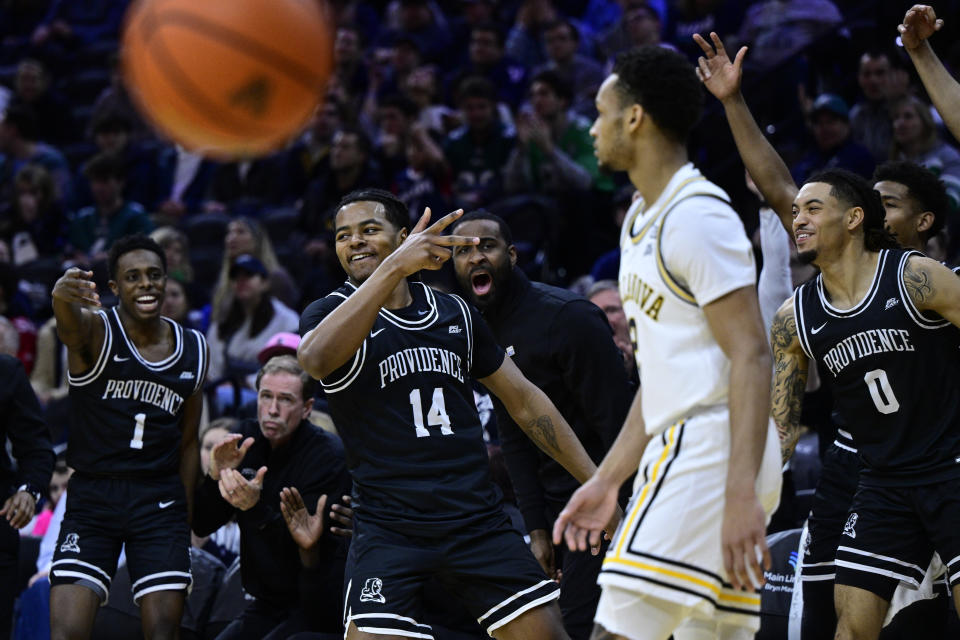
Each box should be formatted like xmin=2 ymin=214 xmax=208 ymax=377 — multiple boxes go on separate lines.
xmin=694 ymin=32 xmax=747 ymax=104
xmin=898 ymin=5 xmax=943 ymax=51
xmin=386 ymin=208 xmax=478 ymax=277
xmin=52 ymin=268 xmax=101 ymax=307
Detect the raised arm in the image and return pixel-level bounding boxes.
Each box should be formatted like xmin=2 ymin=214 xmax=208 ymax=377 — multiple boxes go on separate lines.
xmin=51 ymin=268 xmax=104 ymax=372
xmin=694 ymin=32 xmax=799 ymax=230
xmin=769 ymin=298 xmax=809 ymax=464
xmin=899 ymin=6 xmax=960 ymax=142
xmin=298 ymin=209 xmax=477 ymax=380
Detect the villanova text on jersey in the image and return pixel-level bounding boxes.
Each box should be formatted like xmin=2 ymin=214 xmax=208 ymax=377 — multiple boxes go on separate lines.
xmin=794 ymin=249 xmax=960 ymax=485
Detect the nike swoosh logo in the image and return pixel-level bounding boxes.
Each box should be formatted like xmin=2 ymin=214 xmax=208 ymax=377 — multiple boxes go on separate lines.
xmin=113 ymin=355 xmax=129 ymax=362
xmin=811 ymin=322 xmax=827 ymax=334
xmin=370 ymin=328 xmax=386 ymax=338
xmin=417 ymin=309 xmax=429 ymax=316
xmin=158 ymin=500 xmax=175 ymax=509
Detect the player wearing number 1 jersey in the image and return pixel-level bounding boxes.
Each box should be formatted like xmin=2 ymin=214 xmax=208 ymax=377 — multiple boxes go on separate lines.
xmin=49 ymin=235 xmax=207 ymax=640
xmin=298 ymin=188 xmax=611 ymax=640
xmin=770 ymin=169 xmax=960 ymax=640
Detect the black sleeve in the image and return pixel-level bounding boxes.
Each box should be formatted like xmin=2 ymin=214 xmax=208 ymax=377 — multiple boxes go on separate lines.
xmin=0 ymin=355 xmax=54 ymax=492
xmin=468 ymin=304 xmax=505 ymax=379
xmin=494 ymin=396 xmax=549 ymax=533
xmin=192 ymin=474 xmax=235 ymax=537
xmin=551 ymin=301 xmax=633 ymax=451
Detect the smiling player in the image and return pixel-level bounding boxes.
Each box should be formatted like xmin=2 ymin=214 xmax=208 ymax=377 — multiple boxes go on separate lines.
xmin=49 ymin=234 xmax=207 ymax=640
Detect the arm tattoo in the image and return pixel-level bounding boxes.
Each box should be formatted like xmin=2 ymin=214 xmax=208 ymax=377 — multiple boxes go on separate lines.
xmin=770 ymin=308 xmax=806 ymax=464
xmin=904 ymin=259 xmax=933 ymax=304
xmin=526 ymin=415 xmax=560 ymax=453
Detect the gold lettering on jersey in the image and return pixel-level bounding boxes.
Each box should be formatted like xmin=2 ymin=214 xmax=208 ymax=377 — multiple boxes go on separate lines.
xmin=378 ymin=347 xmax=465 ymax=389
xmin=822 ymin=329 xmax=915 ymax=377
xmin=101 ymin=379 xmax=185 ymax=415
xmin=621 ymin=273 xmax=664 ymax=322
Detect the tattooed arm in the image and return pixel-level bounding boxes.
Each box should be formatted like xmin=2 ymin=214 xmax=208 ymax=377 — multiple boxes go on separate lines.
xmin=481 ymin=357 xmax=598 ymax=484
xmin=903 ymin=255 xmax=960 ymax=328
xmin=770 ymin=298 xmax=808 ymax=465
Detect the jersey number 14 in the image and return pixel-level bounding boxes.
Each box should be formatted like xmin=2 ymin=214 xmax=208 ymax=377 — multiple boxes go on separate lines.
xmin=409 ymin=388 xmax=453 ymax=437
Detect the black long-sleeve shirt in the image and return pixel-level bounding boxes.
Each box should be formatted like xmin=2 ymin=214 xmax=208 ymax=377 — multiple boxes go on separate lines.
xmin=483 ymin=270 xmax=635 ymax=532
xmin=194 ymin=419 xmax=351 ymax=609
xmin=0 ymin=354 xmax=54 ymax=499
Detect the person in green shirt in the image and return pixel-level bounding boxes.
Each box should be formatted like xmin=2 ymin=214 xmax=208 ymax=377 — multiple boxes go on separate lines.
xmin=67 ymin=152 xmax=153 ymax=265
xmin=504 ymin=69 xmax=614 ymax=197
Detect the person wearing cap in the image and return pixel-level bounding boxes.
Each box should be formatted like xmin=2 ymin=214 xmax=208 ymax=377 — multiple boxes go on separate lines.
xmin=194 ymin=355 xmax=352 ymax=639
xmin=205 ymin=255 xmax=299 ymax=390
xmin=791 ymin=93 xmax=875 ymax=184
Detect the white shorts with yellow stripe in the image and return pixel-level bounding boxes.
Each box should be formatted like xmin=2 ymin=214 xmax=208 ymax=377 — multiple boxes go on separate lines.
xmin=597 ymin=407 xmax=782 ymax=633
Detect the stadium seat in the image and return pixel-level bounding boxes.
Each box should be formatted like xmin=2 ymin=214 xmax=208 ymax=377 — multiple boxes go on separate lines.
xmin=182 ymin=212 xmax=230 ymax=250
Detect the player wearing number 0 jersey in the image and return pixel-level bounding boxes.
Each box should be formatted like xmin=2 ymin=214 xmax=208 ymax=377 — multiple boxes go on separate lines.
xmin=770 ymin=169 xmax=960 ymax=639
xmin=49 ymin=235 xmax=206 ymax=640
xmin=298 ymin=188 xmax=609 ymax=640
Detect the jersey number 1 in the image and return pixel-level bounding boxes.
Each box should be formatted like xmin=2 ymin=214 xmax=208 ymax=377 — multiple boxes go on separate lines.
xmin=130 ymin=413 xmax=146 ymax=449
xmin=409 ymin=388 xmax=453 ymax=437
xmin=863 ymin=369 xmax=900 ymax=415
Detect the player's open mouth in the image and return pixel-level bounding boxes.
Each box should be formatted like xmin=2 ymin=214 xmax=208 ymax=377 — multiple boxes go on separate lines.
xmin=471 ymin=271 xmax=492 ymax=296
xmin=135 ymin=295 xmax=159 ymax=313
xmin=795 ymin=231 xmax=812 ymax=245
xmin=350 ymin=253 xmax=374 ymax=263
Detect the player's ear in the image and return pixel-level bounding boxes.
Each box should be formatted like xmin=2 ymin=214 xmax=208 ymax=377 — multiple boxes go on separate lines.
xmin=302 ymin=396 xmax=314 ymax=418
xmin=626 ymin=104 xmax=644 ymax=134
xmin=846 ymin=206 xmax=864 ymax=231
xmin=916 ymin=210 xmax=935 ymax=234
xmin=108 ymin=279 xmax=119 ymax=296
xmin=508 ymin=244 xmax=517 ymax=268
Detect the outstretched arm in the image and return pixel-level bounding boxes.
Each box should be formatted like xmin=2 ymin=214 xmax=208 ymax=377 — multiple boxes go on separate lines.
xmin=899 ymin=6 xmax=960 ymax=142
xmin=694 ymin=32 xmax=799 ymax=231
xmin=298 ymin=209 xmax=477 ymax=380
xmin=553 ymin=386 xmax=651 ymax=552
xmin=769 ymin=299 xmax=809 ymax=465
xmin=482 ymin=357 xmax=598 ymax=484
xmin=51 ymin=268 xmax=104 ymax=372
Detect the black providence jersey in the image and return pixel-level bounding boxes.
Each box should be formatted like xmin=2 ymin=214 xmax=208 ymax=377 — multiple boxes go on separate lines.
xmin=67 ymin=308 xmax=207 ymax=477
xmin=794 ymin=249 xmax=960 ymax=486
xmin=300 ymin=281 xmax=506 ymax=536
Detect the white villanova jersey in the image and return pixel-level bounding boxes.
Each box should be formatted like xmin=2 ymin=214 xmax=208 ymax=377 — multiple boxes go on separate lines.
xmin=619 ymin=163 xmax=757 ymax=434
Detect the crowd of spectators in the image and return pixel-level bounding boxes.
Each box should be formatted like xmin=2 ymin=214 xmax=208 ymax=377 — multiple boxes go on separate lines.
xmin=2 ymin=0 xmax=960 ymax=637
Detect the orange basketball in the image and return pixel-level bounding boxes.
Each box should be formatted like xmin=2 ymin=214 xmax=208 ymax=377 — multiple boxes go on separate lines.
xmin=121 ymin=0 xmax=333 ymax=159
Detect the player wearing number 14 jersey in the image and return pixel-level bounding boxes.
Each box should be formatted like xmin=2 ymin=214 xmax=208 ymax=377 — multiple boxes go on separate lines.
xmin=770 ymin=169 xmax=960 ymax=639
xmin=49 ymin=235 xmax=206 ymax=640
xmin=298 ymin=189 xmax=609 ymax=640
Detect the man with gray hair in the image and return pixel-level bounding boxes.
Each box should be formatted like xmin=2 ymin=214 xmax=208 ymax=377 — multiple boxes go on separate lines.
xmin=194 ymin=355 xmax=352 ymax=639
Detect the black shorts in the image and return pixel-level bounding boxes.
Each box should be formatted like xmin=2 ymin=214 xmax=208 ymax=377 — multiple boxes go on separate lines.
xmin=344 ymin=513 xmax=559 ymax=638
xmin=801 ymin=443 xmax=860 ymax=583
xmin=834 ymin=479 xmax=960 ymax=600
xmin=50 ymin=474 xmax=192 ymax=605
